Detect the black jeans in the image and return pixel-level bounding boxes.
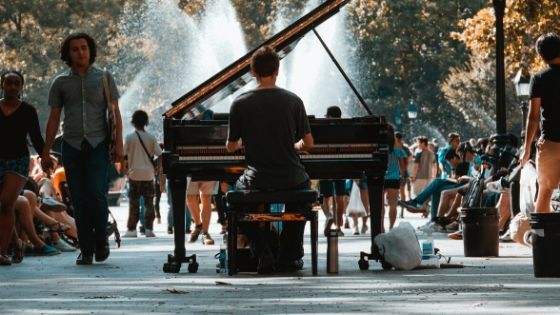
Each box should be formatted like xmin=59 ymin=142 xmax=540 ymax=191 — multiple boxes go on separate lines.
xmin=62 ymin=140 xmax=109 ymax=254
xmin=234 ymin=179 xmax=310 ymax=262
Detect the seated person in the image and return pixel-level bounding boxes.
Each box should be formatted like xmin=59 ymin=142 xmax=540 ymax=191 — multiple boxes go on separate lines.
xmin=226 ymin=46 xmax=314 ymax=274
xmin=399 ymin=150 xmax=470 ymax=226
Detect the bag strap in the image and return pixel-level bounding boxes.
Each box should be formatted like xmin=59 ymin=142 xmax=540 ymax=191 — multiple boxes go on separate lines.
xmin=135 ymin=131 xmax=155 ymax=170
xmin=102 ymin=71 xmax=112 ymax=110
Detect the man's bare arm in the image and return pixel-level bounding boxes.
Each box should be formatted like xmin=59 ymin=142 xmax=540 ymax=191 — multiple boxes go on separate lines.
xmin=41 ymin=107 xmax=62 ymax=173
xmin=226 ymin=139 xmax=242 ymax=153
xmin=521 ymin=98 xmax=541 ymax=166
xmin=295 ymin=133 xmax=314 ymax=152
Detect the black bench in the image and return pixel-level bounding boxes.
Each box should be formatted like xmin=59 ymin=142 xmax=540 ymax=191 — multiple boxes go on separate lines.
xmin=225 ymin=189 xmax=319 ymax=275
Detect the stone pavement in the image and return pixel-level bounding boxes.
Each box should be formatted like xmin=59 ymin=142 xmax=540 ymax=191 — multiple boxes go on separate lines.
xmin=1 ymin=194 xmax=559 ymax=314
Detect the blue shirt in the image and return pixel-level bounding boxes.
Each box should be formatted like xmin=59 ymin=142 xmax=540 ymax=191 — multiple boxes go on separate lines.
xmin=385 ymin=147 xmax=407 ymax=180
xmin=437 ymin=145 xmax=452 ymax=179
xmin=48 ymin=67 xmax=119 ymax=150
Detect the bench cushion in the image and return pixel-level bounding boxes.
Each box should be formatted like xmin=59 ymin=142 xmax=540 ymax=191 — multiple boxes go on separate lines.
xmin=225 ymin=189 xmax=318 ymax=204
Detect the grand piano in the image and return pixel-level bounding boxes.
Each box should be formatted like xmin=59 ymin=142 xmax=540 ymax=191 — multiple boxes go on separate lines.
xmin=162 ymin=0 xmax=390 ymax=273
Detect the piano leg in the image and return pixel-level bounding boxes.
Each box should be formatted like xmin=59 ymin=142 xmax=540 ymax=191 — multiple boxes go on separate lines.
xmin=358 ymin=176 xmax=384 ymax=270
xmin=163 ymin=176 xmax=198 ymax=273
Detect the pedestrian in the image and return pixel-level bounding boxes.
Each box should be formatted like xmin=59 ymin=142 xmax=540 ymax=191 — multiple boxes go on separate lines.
xmin=41 ymin=33 xmax=124 ymax=265
xmin=521 ymin=32 xmax=560 ymax=213
xmin=122 ymin=110 xmax=162 ymax=238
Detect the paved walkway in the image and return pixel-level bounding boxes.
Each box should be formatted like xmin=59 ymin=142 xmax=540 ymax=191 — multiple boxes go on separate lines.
xmin=1 ymin=194 xmax=559 ymax=314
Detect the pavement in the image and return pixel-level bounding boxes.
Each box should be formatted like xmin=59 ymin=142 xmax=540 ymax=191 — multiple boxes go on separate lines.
xmin=1 ymin=194 xmax=559 ymax=315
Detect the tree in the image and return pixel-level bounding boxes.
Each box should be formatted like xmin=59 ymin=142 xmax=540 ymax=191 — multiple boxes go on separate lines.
xmin=345 ymin=0 xmax=487 ymax=139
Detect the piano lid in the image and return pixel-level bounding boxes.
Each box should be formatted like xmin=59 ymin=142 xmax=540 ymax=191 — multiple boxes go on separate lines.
xmin=164 ymin=0 xmax=351 ymax=119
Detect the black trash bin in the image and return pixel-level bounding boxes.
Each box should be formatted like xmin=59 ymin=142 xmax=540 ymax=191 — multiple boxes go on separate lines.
xmin=461 ymin=207 xmax=499 ymax=257
xmin=530 ymin=212 xmax=560 ymax=277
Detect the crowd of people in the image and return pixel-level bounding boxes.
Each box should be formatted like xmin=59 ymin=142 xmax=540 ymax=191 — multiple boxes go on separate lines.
xmin=2 ymin=30 xmax=559 ymax=272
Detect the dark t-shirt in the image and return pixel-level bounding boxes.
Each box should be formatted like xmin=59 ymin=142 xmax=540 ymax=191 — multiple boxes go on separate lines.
xmin=0 ymin=101 xmax=44 ymax=159
xmin=529 ymin=64 xmax=560 ymax=141
xmin=228 ymin=88 xmax=311 ymax=190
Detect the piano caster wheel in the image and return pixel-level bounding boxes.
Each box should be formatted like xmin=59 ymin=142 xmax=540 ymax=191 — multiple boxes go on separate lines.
xmin=163 ymin=262 xmax=181 ymax=273
xmin=380 ymin=259 xmax=392 ymax=271
xmin=187 ymin=262 xmax=199 ymax=273
xmin=358 ymin=258 xmax=369 ymax=270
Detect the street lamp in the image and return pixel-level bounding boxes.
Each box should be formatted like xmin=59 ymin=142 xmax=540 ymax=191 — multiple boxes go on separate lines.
xmin=513 ymin=68 xmax=531 ymax=130
xmin=407 ymin=100 xmax=418 ymax=119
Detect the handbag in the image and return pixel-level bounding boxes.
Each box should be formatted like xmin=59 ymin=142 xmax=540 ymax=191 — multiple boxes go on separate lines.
xmin=102 ymin=71 xmax=117 ymax=162
xmin=135 ymin=131 xmax=158 ymax=170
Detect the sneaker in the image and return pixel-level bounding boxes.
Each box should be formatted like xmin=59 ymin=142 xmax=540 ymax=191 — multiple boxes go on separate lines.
xmin=417 ymin=221 xmax=432 ymax=231
xmin=343 ymin=218 xmax=350 ymax=229
xmin=76 ymin=252 xmax=93 ymax=265
xmin=336 ymin=228 xmax=344 ymax=237
xmin=448 ymin=230 xmax=463 ymax=240
xmin=52 ymin=239 xmax=76 ymax=252
xmin=123 ymin=230 xmax=137 ymax=238
xmin=361 ymin=223 xmax=368 ymax=234
xmin=202 ymin=233 xmax=214 ymax=245
xmin=34 ymin=244 xmax=61 ymax=256
xmin=167 ymin=227 xmax=173 ymax=235
xmin=398 ymin=199 xmax=426 ymax=211
xmin=145 ymin=229 xmax=156 ymax=238
xmin=353 ymin=225 xmax=360 ymax=235
xmin=445 ymin=221 xmax=459 ymax=232
xmin=139 ymin=226 xmax=146 ymax=235
xmin=499 ymin=232 xmax=512 ymax=242
xmin=189 ymin=224 xmax=202 ymax=243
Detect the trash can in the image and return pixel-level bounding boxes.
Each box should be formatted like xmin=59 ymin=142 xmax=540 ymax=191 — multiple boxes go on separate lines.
xmin=530 ymin=212 xmax=560 ymax=277
xmin=461 ymin=207 xmax=499 ymax=257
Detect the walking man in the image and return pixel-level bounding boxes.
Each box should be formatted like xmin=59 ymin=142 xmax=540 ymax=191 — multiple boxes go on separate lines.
xmin=521 ymin=33 xmax=560 ymax=213
xmin=42 ymin=33 xmax=124 ymax=265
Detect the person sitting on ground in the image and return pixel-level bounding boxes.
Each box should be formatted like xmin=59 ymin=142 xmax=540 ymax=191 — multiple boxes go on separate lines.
xmin=226 ymin=46 xmax=314 ymax=273
xmin=399 ymin=150 xmax=470 ymax=230
xmin=123 ymin=110 xmax=162 ymax=238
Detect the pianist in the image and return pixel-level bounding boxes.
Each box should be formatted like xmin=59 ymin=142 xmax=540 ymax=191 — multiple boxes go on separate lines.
xmin=226 ymin=46 xmax=314 ymax=274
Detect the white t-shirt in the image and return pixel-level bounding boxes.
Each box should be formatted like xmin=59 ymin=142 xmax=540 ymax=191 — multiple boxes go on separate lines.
xmin=124 ymin=129 xmax=162 ymax=181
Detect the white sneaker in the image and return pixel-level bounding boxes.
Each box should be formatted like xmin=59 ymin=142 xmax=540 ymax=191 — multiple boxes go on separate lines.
xmin=353 ymin=225 xmax=360 ymax=235
xmin=52 ymin=239 xmax=76 ymax=252
xmin=417 ymin=221 xmax=432 ymax=231
xmin=145 ymin=229 xmax=156 ymax=238
xmin=123 ymin=230 xmax=137 ymax=238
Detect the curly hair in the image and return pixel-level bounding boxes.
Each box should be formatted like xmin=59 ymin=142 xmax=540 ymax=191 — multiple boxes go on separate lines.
xmin=60 ymin=32 xmax=97 ymax=66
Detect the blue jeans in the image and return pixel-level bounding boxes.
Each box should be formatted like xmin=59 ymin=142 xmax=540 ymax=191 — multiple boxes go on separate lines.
xmin=413 ymin=179 xmax=459 ymax=220
xmin=62 ymin=139 xmax=110 ymax=254
xmin=166 ymin=181 xmax=191 ymax=230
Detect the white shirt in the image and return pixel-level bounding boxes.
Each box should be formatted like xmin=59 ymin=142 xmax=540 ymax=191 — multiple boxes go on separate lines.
xmin=124 ymin=129 xmax=162 ymax=181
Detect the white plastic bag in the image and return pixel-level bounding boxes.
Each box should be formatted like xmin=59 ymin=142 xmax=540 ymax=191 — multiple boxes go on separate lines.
xmin=346 ymin=183 xmax=366 ymax=217
xmin=374 ymin=222 xmax=422 ymax=270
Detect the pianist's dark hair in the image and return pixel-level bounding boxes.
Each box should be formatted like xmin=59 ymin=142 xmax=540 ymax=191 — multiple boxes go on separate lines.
xmin=251 ymin=46 xmax=279 ymax=77
xmin=60 ymin=32 xmax=97 ymax=67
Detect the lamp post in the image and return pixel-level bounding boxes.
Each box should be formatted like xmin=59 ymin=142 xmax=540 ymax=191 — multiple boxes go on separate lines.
xmin=513 ymin=68 xmax=531 ymax=131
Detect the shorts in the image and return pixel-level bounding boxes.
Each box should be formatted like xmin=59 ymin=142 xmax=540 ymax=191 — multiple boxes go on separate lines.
xmin=187 ymin=181 xmax=217 ymax=195
xmin=0 ymin=156 xmax=30 ymax=179
xmin=536 ymin=138 xmax=560 ymax=190
xmin=384 ymin=179 xmax=400 ymax=190
xmin=318 ymin=180 xmax=347 ymax=197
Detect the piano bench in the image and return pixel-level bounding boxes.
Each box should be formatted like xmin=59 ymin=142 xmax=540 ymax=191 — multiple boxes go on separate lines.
xmin=225 ymin=189 xmax=319 ymax=276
